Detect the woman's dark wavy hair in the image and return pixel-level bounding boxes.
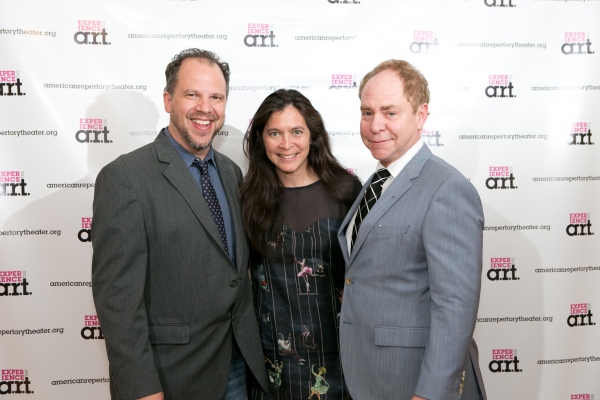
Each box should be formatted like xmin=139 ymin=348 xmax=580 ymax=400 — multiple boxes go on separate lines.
xmin=240 ymin=89 xmax=353 ymax=260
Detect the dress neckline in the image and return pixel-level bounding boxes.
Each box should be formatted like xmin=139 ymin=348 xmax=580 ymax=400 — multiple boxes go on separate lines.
xmin=282 ymin=179 xmax=322 ymax=191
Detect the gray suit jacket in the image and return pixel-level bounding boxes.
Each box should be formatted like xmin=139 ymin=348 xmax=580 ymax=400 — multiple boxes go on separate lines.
xmin=92 ymin=130 xmax=268 ymax=400
xmin=337 ymin=144 xmax=487 ymax=400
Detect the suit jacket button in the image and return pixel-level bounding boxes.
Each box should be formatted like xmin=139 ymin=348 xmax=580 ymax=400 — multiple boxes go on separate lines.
xmin=230 ymin=280 xmax=237 ymax=287
xmin=345 ymin=278 xmax=352 ymax=286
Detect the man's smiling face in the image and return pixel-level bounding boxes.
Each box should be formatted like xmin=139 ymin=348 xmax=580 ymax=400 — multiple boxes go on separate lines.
xmin=359 ymin=69 xmax=428 ymax=167
xmin=163 ymin=57 xmax=227 ymax=159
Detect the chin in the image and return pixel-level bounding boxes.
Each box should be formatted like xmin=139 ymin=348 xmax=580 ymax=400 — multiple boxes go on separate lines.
xmin=278 ymin=167 xmax=299 ymax=175
xmin=187 ymin=134 xmax=216 ymax=151
xmin=370 ymin=151 xmax=389 ymax=162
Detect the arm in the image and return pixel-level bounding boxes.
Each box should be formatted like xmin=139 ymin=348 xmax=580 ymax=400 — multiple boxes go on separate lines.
xmin=414 ymin=175 xmax=484 ymax=400
xmin=311 ymin=364 xmax=317 ymax=377
xmin=92 ymin=161 xmax=163 ymax=399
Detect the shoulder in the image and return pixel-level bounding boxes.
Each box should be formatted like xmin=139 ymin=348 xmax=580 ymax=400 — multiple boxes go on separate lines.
xmin=97 ymin=141 xmax=156 ymax=180
xmin=421 ymin=155 xmax=470 ymax=185
xmin=421 ymin=155 xmax=481 ymax=204
xmin=336 ymin=171 xmax=362 ymax=186
xmin=93 ymin=144 xmax=158 ymax=205
xmin=214 ymin=149 xmax=242 ymax=174
xmin=334 ymin=171 xmax=363 ymax=197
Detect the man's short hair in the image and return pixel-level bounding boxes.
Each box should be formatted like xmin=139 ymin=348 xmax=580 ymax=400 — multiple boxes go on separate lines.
xmin=359 ymin=59 xmax=430 ymax=114
xmin=164 ymin=48 xmax=230 ymax=97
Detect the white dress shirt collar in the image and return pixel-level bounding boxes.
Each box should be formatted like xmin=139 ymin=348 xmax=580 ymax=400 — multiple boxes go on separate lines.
xmin=379 ymin=139 xmax=424 ymax=182
xmin=379 ymin=139 xmax=424 ymax=193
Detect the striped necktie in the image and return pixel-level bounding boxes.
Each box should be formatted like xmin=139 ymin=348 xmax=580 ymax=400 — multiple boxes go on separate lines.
xmin=351 ymin=168 xmax=391 ymax=252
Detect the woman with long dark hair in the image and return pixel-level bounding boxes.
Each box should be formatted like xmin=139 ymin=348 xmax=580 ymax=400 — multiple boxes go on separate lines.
xmin=241 ymin=89 xmax=361 ymax=399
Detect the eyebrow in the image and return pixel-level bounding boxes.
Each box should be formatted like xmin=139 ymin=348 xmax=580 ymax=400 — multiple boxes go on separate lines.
xmin=360 ymin=105 xmax=396 ymax=111
xmin=184 ymin=89 xmax=225 ymax=97
xmin=267 ymin=125 xmax=305 ymax=131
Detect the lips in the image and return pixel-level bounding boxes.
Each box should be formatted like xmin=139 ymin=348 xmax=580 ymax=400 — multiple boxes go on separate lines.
xmin=278 ymin=153 xmax=298 ymax=159
xmin=191 ymin=119 xmax=211 ymax=126
xmin=370 ymin=138 xmax=391 ymax=144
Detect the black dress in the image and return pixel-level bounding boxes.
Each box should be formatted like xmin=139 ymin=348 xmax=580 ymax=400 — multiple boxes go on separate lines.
xmin=250 ymin=174 xmax=362 ymax=400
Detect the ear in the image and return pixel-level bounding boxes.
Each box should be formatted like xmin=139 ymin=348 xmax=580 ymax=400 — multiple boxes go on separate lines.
xmin=163 ymin=91 xmax=172 ymax=113
xmin=416 ymin=103 xmax=429 ymax=130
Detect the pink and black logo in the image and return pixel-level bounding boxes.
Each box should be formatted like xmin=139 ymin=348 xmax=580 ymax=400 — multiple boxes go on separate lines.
xmin=0 ymin=171 xmax=30 ymax=197
xmin=485 ymin=166 xmax=517 ymax=190
xmin=570 ymin=122 xmax=593 ymax=145
xmin=485 ymin=74 xmax=515 ymax=98
xmin=74 ymin=20 xmax=110 ymax=45
xmin=489 ymin=349 xmax=522 ymax=373
xmin=566 ymin=213 xmax=593 ymax=237
xmin=81 ymin=315 xmax=104 ymax=340
xmin=0 ymin=70 xmax=25 ymax=97
xmin=244 ymin=23 xmax=277 ymax=48
xmin=571 ymin=395 xmax=594 ymax=400
xmin=329 ymin=74 xmax=357 ymax=90
xmin=76 ymin=118 xmax=112 ymax=143
xmin=0 ymin=270 xmax=32 ymax=297
xmin=78 ymin=217 xmax=92 ymax=242
xmin=487 ymin=258 xmax=519 ymax=281
xmin=0 ymin=369 xmax=33 ymax=394
xmin=410 ymin=30 xmax=439 ymax=54
xmin=421 ymin=128 xmax=443 ymax=147
xmin=567 ymin=303 xmax=595 ymax=327
xmin=562 ymin=32 xmax=593 ymax=55
xmin=484 ymin=0 xmax=515 ymax=7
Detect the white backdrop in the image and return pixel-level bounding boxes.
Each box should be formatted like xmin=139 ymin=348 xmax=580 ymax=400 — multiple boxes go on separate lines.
xmin=1 ymin=0 xmax=599 ymax=398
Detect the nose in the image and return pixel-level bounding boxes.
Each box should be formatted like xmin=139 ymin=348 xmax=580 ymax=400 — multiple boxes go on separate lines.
xmin=279 ymin=133 xmax=292 ymax=149
xmin=194 ymin=96 xmax=211 ymax=114
xmin=370 ymin=113 xmax=385 ymax=133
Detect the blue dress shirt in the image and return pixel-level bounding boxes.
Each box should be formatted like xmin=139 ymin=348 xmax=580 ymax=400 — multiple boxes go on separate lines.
xmin=164 ymin=128 xmax=236 ymax=263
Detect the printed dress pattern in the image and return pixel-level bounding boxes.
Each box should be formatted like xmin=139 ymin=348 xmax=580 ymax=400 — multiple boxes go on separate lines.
xmin=251 ymin=218 xmax=349 ymax=400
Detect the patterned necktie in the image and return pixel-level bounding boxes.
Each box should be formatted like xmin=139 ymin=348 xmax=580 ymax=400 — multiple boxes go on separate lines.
xmin=351 ymin=168 xmax=391 ymax=252
xmin=192 ymin=158 xmax=229 ymax=254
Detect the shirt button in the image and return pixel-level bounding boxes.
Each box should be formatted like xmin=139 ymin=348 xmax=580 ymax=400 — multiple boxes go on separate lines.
xmin=345 ymin=278 xmax=352 ymax=286
xmin=230 ymin=280 xmax=237 ymax=287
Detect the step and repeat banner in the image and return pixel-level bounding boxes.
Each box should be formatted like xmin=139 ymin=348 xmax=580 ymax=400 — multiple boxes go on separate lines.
xmin=1 ymin=0 xmax=599 ymax=398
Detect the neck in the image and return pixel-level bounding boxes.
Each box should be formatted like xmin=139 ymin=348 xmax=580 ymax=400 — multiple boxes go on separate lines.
xmin=168 ymin=123 xmax=211 ymax=160
xmin=277 ymin=168 xmax=319 ymax=188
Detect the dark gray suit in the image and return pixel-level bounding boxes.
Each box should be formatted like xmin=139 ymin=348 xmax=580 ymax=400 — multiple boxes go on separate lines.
xmin=92 ymin=130 xmax=268 ymax=399
xmin=338 ymin=144 xmax=486 ymax=400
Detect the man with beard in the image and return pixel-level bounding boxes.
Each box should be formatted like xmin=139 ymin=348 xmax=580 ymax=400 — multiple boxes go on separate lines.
xmin=92 ymin=49 xmax=268 ymax=400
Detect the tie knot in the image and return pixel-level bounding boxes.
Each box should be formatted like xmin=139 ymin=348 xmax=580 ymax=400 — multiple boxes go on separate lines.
xmin=371 ymin=168 xmax=391 ymax=187
xmin=192 ymin=158 xmax=209 ymax=175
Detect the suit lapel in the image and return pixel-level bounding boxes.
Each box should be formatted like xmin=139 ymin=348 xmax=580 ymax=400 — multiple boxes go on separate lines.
xmin=347 ymin=144 xmax=433 ymax=267
xmin=338 ymin=177 xmax=372 ymax=266
xmin=347 ymin=172 xmax=412 ymax=265
xmin=214 ymin=151 xmax=245 ymax=272
xmin=154 ymin=131 xmax=232 ymax=265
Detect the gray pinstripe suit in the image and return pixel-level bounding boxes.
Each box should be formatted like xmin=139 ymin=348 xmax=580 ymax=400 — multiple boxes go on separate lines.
xmin=92 ymin=130 xmax=268 ymax=399
xmin=337 ymin=144 xmax=487 ymax=400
